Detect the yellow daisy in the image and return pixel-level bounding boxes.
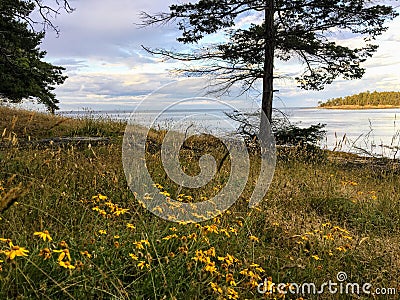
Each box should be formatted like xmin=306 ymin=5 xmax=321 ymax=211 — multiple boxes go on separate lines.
xmin=34 ymin=230 xmax=52 ymax=242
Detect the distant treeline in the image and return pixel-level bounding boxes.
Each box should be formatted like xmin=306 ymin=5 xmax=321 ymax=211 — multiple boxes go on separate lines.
xmin=319 ymin=91 xmax=400 ymax=107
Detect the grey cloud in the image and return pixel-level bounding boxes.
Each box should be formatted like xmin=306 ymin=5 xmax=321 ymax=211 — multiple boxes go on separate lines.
xmin=35 ymin=0 xmax=400 ymax=111
xmin=42 ymin=0 xmax=182 ymax=61
xmin=55 ymin=72 xmax=175 ymax=110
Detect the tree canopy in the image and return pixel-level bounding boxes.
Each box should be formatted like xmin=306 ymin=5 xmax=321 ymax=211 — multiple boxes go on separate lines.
xmin=142 ymin=0 xmax=398 ymax=125
xmin=0 ymin=0 xmax=71 ymax=112
xmin=319 ymin=90 xmax=400 ymax=107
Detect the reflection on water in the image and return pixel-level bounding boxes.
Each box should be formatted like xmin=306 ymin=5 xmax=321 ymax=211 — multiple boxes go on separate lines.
xmin=59 ymin=107 xmax=400 ymax=159
xmin=280 ymin=107 xmax=400 ymax=159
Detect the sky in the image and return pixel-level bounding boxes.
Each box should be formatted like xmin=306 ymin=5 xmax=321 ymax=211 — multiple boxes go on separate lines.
xmin=30 ymin=0 xmax=400 ymax=111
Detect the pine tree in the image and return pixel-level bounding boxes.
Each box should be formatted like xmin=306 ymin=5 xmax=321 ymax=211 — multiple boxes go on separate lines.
xmin=0 ymin=0 xmax=68 ymax=112
xmin=141 ymin=0 xmax=398 ymax=132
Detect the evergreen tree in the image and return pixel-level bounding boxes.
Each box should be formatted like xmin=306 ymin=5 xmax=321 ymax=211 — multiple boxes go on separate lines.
xmin=319 ymin=91 xmax=400 ymax=107
xmin=0 ymin=0 xmax=68 ymax=113
xmin=141 ymin=0 xmax=398 ymax=131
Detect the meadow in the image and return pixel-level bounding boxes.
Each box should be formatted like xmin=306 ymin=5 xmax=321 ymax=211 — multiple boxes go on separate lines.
xmin=0 ymin=105 xmax=399 ymax=299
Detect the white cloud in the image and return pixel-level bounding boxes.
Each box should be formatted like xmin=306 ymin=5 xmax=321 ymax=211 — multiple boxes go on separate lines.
xmin=34 ymin=2 xmax=400 ymax=111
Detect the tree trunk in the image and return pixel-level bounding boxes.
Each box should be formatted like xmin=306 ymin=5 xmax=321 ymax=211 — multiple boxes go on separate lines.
xmin=260 ymin=0 xmax=275 ymax=135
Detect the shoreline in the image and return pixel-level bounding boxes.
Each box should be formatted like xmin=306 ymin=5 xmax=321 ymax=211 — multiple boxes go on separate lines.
xmin=318 ymin=104 xmax=400 ymax=110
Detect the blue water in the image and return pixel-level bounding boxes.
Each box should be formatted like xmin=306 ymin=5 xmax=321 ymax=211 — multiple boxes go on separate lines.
xmin=59 ymin=107 xmax=400 ymax=159
xmin=280 ymin=107 xmax=400 ymax=158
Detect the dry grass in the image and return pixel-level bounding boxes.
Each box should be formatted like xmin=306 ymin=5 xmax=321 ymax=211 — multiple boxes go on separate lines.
xmin=0 ymin=106 xmax=399 ymax=299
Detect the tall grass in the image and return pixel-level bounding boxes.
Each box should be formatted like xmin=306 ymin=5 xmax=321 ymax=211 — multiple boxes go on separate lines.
xmin=0 ymin=106 xmax=399 ymax=299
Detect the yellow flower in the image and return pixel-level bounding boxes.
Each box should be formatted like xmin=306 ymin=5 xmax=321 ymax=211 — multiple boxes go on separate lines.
xmin=219 ymin=228 xmax=231 ymax=238
xmin=240 ymin=268 xmax=249 ymax=276
xmin=249 ymin=235 xmax=259 ymax=242
xmin=59 ymin=261 xmax=75 ymax=269
xmin=256 ymin=266 xmax=265 ymax=273
xmin=92 ymin=207 xmax=107 ymax=216
xmin=226 ymin=287 xmax=239 ymax=299
xmin=204 ymin=261 xmax=218 ymax=274
xmin=203 ymin=224 xmax=219 ymax=234
xmin=0 ymin=238 xmax=13 ymax=247
xmin=210 ymin=282 xmax=223 ymax=294
xmin=133 ymin=241 xmax=144 ymax=249
xmin=80 ymin=251 xmax=92 ymax=258
xmin=59 ymin=241 xmax=69 ymax=249
xmin=39 ymin=248 xmax=52 ymax=260
xmin=205 ymin=247 xmax=216 ymax=257
xmin=193 ymin=250 xmax=205 ymax=262
xmin=187 ymin=233 xmax=197 ymax=240
xmin=311 ymin=255 xmax=321 ymax=261
xmin=114 ymin=208 xmax=129 ymax=216
xmin=226 ymin=273 xmax=237 ymax=286
xmin=126 ymin=223 xmax=135 ymax=229
xmin=152 ymin=183 xmax=163 ymax=189
xmin=129 ymin=253 xmax=138 ymax=260
xmin=54 ymin=248 xmax=71 ymax=261
xmin=3 ymin=245 xmax=29 ymax=260
xmin=98 ymin=194 xmax=108 ymax=200
xmin=92 ymin=194 xmax=107 ymax=201
xmin=114 ymin=235 xmax=120 ymax=239
xmin=218 ymin=253 xmax=238 ymax=266
xmin=141 ymin=239 xmax=150 ymax=246
xmin=98 ymin=230 xmax=107 ymax=235
xmin=246 ymin=270 xmax=262 ymax=281
xmin=159 ymin=191 xmax=170 ymax=197
xmin=137 ymin=260 xmax=148 ymax=269
xmin=163 ymin=234 xmax=178 ymax=241
xmin=323 ymin=233 xmax=334 ymax=241
xmin=229 ymin=227 xmax=238 ymax=234
xmin=333 ymin=226 xmax=350 ymax=234
xmin=336 ymin=246 xmax=347 ymax=252
xmin=153 ymin=206 xmax=163 ymax=213
xmin=34 ymin=230 xmax=52 ymax=242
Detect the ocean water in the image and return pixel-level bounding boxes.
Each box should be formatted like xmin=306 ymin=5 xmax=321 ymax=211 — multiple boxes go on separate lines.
xmin=59 ymin=107 xmax=400 ymax=159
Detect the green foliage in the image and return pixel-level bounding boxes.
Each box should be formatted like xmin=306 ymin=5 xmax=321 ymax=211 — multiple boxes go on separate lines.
xmin=274 ymin=123 xmax=326 ymax=146
xmin=0 ymin=0 xmax=67 ymax=112
xmin=226 ymin=109 xmax=326 ymax=146
xmin=319 ymin=90 xmax=400 ymax=107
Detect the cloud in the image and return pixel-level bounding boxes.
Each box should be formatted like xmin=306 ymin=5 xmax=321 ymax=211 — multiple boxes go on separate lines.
xmin=55 ymin=72 xmax=173 ymax=109
xmin=42 ymin=0 xmax=181 ymax=62
xmin=33 ymin=1 xmax=400 ymax=111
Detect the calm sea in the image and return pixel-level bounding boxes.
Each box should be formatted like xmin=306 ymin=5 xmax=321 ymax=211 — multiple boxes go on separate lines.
xmin=59 ymin=107 xmax=400 ymax=159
